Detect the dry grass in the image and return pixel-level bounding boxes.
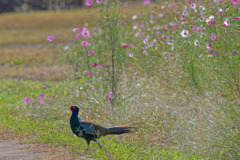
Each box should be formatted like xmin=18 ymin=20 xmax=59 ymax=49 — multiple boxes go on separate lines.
xmin=0 ymin=47 xmax=73 ymax=81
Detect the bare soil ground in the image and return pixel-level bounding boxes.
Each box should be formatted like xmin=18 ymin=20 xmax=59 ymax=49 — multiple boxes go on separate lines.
xmin=0 ymin=131 xmax=73 ymax=160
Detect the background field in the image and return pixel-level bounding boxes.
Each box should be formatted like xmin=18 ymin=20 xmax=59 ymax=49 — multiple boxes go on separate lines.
xmin=1 ymin=1 xmax=240 ymax=159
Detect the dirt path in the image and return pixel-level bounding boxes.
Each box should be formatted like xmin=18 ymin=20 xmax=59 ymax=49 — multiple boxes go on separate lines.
xmin=0 ymin=140 xmax=45 ymax=160
xmin=0 ymin=140 xmax=71 ymax=160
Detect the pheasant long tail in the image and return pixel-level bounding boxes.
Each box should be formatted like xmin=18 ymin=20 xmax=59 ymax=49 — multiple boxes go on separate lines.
xmin=107 ymin=125 xmax=133 ymax=135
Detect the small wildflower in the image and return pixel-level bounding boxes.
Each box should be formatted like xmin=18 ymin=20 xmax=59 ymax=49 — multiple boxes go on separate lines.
xmin=85 ymin=0 xmax=93 ymax=6
xmin=43 ymin=86 xmax=47 ymax=90
xmin=93 ymin=63 xmax=98 ymax=67
xmin=144 ymin=0 xmax=151 ymax=5
xmin=129 ymin=52 xmax=134 ymax=58
xmin=206 ymin=42 xmax=213 ymax=50
xmin=96 ymin=0 xmax=103 ymax=4
xmin=47 ymin=35 xmax=54 ymax=42
xmin=91 ymin=50 xmax=95 ymax=54
xmin=190 ymin=3 xmax=196 ymax=9
xmin=24 ymin=97 xmax=31 ymax=104
xmin=224 ymin=19 xmax=230 ymax=27
xmin=123 ymin=45 xmax=128 ymax=49
xmin=210 ymin=34 xmax=217 ymax=41
xmin=88 ymin=72 xmax=93 ymax=77
xmin=72 ymin=28 xmax=80 ymax=32
xmin=81 ymin=41 xmax=88 ymax=46
xmin=173 ymin=24 xmax=178 ymax=29
xmin=132 ymin=15 xmax=137 ymax=20
xmin=39 ymin=93 xmax=45 ymax=100
xmin=218 ymin=8 xmax=223 ymax=15
xmin=192 ymin=25 xmax=197 ymax=32
xmin=76 ymin=33 xmax=82 ymax=38
xmin=194 ymin=40 xmax=199 ymax=46
xmin=181 ymin=29 xmax=189 ymax=37
xmin=39 ymin=100 xmax=46 ymax=104
xmin=49 ymin=97 xmax=53 ymax=101
xmin=231 ymin=0 xmax=239 ymax=5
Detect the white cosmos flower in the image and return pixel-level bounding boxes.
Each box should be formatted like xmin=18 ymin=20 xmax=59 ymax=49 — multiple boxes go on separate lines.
xmin=132 ymin=15 xmax=137 ymax=20
xmin=194 ymin=40 xmax=199 ymax=46
xmin=209 ymin=15 xmax=214 ymax=20
xmin=199 ymin=5 xmax=205 ymax=11
xmin=190 ymin=3 xmax=196 ymax=9
xmin=224 ymin=19 xmax=229 ymax=26
xmin=181 ymin=29 xmax=189 ymax=37
xmin=133 ymin=25 xmax=138 ymax=30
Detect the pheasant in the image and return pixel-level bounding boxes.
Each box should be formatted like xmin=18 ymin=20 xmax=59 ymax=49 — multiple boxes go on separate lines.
xmin=70 ymin=106 xmax=133 ymax=150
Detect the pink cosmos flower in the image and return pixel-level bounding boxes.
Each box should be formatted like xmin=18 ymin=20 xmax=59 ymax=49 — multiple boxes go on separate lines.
xmin=123 ymin=45 xmax=128 ymax=49
xmin=192 ymin=25 xmax=197 ymax=32
xmin=117 ymin=19 xmax=123 ymax=25
xmin=49 ymin=97 xmax=53 ymax=101
xmin=85 ymin=0 xmax=93 ymax=6
xmin=96 ymin=0 xmax=103 ymax=4
xmin=86 ymin=52 xmax=90 ymax=56
xmin=47 ymin=35 xmax=54 ymax=42
xmin=213 ymin=51 xmax=218 ymax=56
xmin=39 ymin=100 xmax=45 ymax=104
xmin=235 ymin=17 xmax=240 ymax=21
xmin=218 ymin=9 xmax=223 ymax=15
xmin=88 ymin=72 xmax=93 ymax=77
xmin=81 ymin=41 xmax=88 ymax=46
xmin=108 ymin=93 xmax=114 ymax=102
xmin=101 ymin=64 xmax=105 ymax=68
xmin=43 ymin=86 xmax=47 ymax=90
xmin=207 ymin=42 xmax=213 ymax=50
xmin=91 ymin=50 xmax=95 ymax=54
xmin=196 ymin=27 xmax=202 ymax=34
xmin=81 ymin=28 xmax=90 ymax=37
xmin=144 ymin=0 xmax=151 ymax=5
xmin=93 ymin=63 xmax=98 ymax=67
xmin=172 ymin=3 xmax=176 ymax=7
xmin=72 ymin=28 xmax=80 ymax=32
xmin=209 ymin=20 xmax=215 ymax=26
xmin=39 ymin=93 xmax=45 ymax=99
xmin=135 ymin=32 xmax=141 ymax=37
xmin=231 ymin=0 xmax=239 ymax=5
xmin=210 ymin=34 xmax=216 ymax=41
xmin=165 ymin=25 xmax=169 ymax=30
xmin=173 ymin=24 xmax=178 ymax=29
xmin=129 ymin=42 xmax=133 ymax=47
xmin=76 ymin=33 xmax=82 ymax=38
xmin=24 ymin=97 xmax=31 ymax=104
xmin=159 ymin=35 xmax=165 ymax=39
xmin=180 ymin=16 xmax=185 ymax=21
xmin=220 ymin=94 xmax=224 ymax=97
xmin=189 ymin=0 xmax=194 ymax=4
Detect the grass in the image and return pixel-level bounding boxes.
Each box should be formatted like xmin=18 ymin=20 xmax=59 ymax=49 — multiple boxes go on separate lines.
xmin=0 ymin=0 xmax=240 ymax=159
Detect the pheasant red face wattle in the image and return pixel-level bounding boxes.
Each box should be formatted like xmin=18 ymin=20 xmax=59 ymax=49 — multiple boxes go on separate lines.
xmin=70 ymin=106 xmax=76 ymax=112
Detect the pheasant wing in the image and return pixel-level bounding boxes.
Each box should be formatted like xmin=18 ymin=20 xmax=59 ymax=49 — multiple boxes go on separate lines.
xmin=79 ymin=120 xmax=108 ymax=136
